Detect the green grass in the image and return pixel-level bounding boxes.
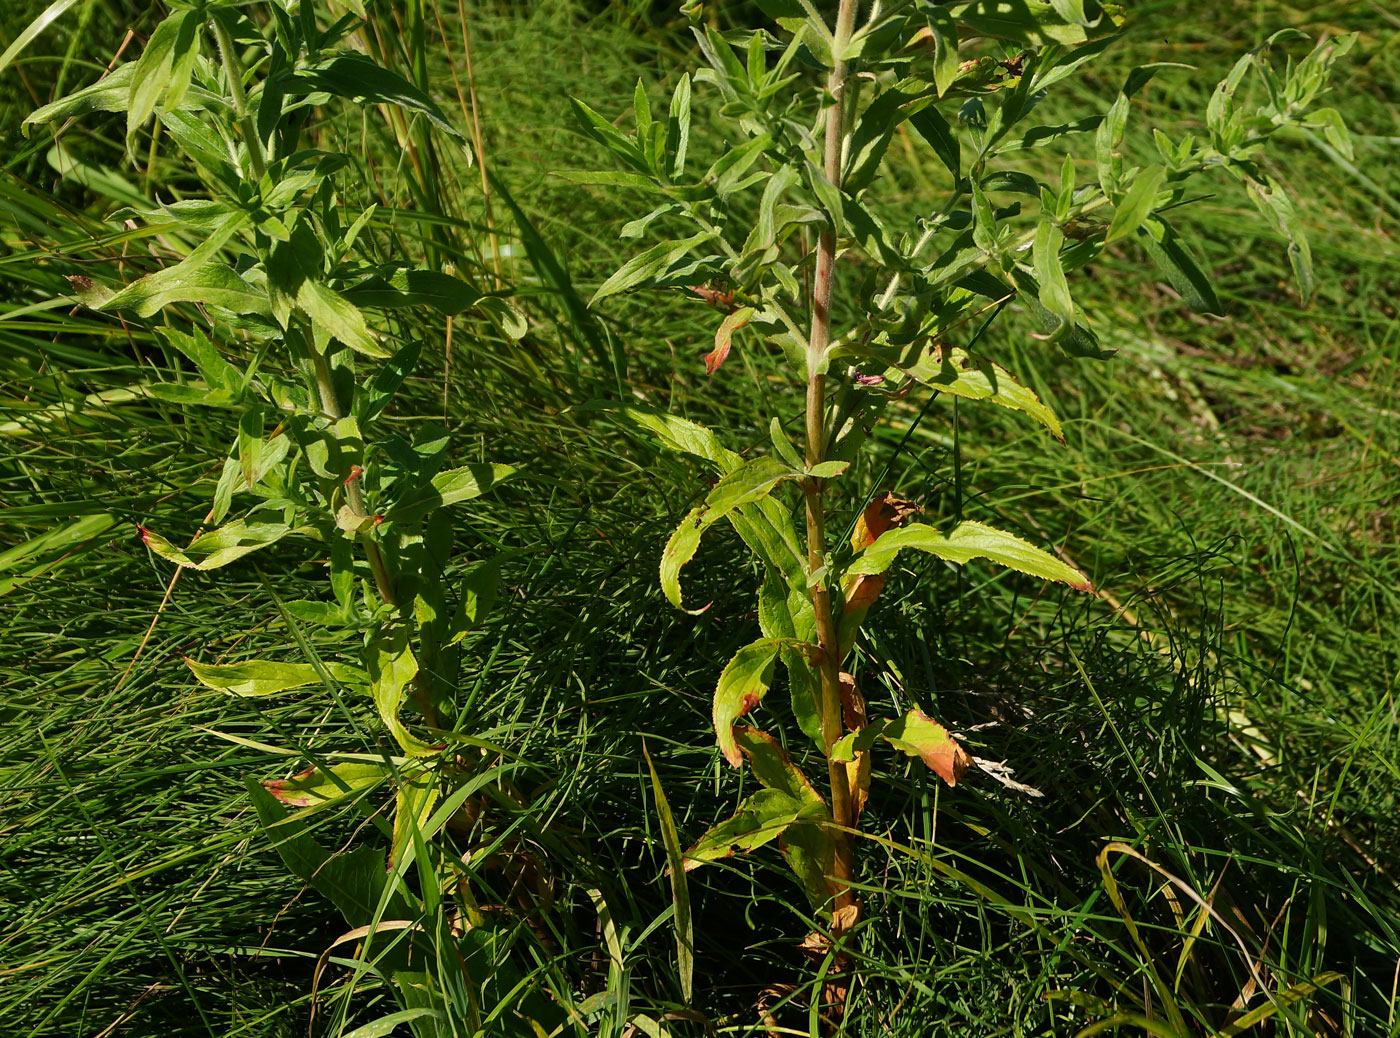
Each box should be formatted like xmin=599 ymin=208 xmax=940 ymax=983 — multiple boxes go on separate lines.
xmin=2 ymin=0 xmax=1398 ymax=1035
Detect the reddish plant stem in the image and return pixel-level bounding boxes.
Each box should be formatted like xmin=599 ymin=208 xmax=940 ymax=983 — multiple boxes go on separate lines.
xmin=804 ymin=0 xmax=860 ymax=930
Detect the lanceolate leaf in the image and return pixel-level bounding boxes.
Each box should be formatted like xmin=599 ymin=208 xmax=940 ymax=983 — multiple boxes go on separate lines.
xmin=846 ymin=520 xmax=1092 ymax=591
xmin=280 ymin=54 xmax=462 ymax=138
xmin=683 ymin=788 xmax=812 ymax=870
xmin=893 ymin=347 xmax=1064 ymax=441
xmin=264 ymin=761 xmax=391 ymax=807
xmin=660 ymin=456 xmax=797 ymax=610
xmin=185 ymin=657 xmax=367 ymax=697
xmin=713 ymin=640 xmax=786 ymax=766
xmin=590 ymin=231 xmax=719 ymax=305
xmin=605 ymin=407 xmax=743 ymax=475
xmin=368 ymin=628 xmax=436 ymax=758
xmin=140 ymin=519 xmax=292 ymax=570
xmin=1137 ymin=216 xmax=1222 ymax=315
xmin=1105 ymin=164 xmax=1166 ymax=243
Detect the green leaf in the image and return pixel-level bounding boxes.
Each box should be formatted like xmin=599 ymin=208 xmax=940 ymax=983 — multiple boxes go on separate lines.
xmin=390 ymin=768 xmax=440 ymax=869
xmin=590 ymin=231 xmax=718 ymax=306
xmin=140 ymin=519 xmax=292 ymax=571
xmin=660 ymin=457 xmax=797 ymax=610
xmin=22 ymin=63 xmax=136 ymax=129
xmin=344 ymin=269 xmax=484 ymax=314
xmin=569 ymin=96 xmax=646 ymax=173
xmin=1105 ymin=164 xmax=1166 ymax=243
xmin=127 ymin=10 xmax=186 ymax=137
xmin=1137 ymin=217 xmax=1222 ymax=316
xmin=846 ymin=520 xmax=1092 ymax=591
xmin=712 ymin=639 xmax=784 ymax=766
xmin=919 ymin=3 xmax=961 ymax=97
xmin=909 ymin=106 xmax=960 ymax=179
xmin=666 ymin=74 xmax=692 ymax=177
xmin=867 ymin=345 xmax=1064 ymax=440
xmin=185 ymin=657 xmax=367 ymax=697
xmin=682 ymin=788 xmax=811 ymax=870
xmin=643 ymin=743 xmax=693 ymax=1003
xmin=1242 ymin=172 xmax=1314 ymax=301
xmin=296 ymin=279 xmax=387 ymax=358
xmin=282 ymin=54 xmax=461 ymax=137
xmin=603 ymin=407 xmax=743 ymax=475
xmin=247 ymin=779 xmax=407 ymax=928
xmin=733 ymin=726 xmax=824 ymax=808
xmin=1033 ymin=220 xmax=1074 ymax=329
xmin=263 ymin=761 xmax=390 ymax=808
xmin=368 ymin=627 xmax=436 ymax=758
xmin=388 ymin=462 xmax=516 ymax=525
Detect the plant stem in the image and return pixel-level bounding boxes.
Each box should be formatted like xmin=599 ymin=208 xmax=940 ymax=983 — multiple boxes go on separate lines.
xmin=309 ymin=345 xmax=440 ymax=729
xmin=805 ymin=0 xmax=859 ymax=929
xmin=209 ymin=14 xmax=267 ymax=183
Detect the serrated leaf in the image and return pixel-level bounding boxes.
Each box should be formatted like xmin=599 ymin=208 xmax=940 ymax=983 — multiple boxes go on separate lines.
xmin=875 ymin=346 xmax=1064 ymax=440
xmin=712 ymin=640 xmax=784 ymax=766
xmin=23 ymin=62 xmax=135 ymax=129
xmin=833 ymin=708 xmax=972 ymax=786
xmin=296 ymin=279 xmax=386 ymax=358
xmin=682 ymin=788 xmax=811 ymax=870
xmin=846 ymin=520 xmax=1092 ymax=590
xmin=660 ymin=457 xmax=797 ymax=610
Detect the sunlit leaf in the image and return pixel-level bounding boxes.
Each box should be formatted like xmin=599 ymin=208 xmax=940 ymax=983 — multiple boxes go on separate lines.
xmin=846 ymin=520 xmax=1092 ymax=591
xmin=185 ymin=657 xmax=367 ymax=697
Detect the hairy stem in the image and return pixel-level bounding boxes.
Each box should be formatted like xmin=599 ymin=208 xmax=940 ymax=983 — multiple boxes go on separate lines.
xmin=805 ymin=0 xmax=859 ymax=928
xmin=209 ymin=15 xmax=267 ymax=183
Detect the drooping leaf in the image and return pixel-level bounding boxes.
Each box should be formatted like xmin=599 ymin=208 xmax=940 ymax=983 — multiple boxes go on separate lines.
xmin=280 ymin=53 xmax=462 ymax=137
xmin=846 ymin=520 xmax=1092 ymax=591
xmin=368 ymin=627 xmax=436 ymax=757
xmin=1241 ymin=171 xmax=1315 ymax=301
xmin=185 ymin=657 xmax=367 ymax=697
xmin=140 ymin=519 xmax=292 ymax=570
xmin=1137 ymin=216 xmax=1223 ymax=315
xmin=704 ymin=305 xmax=754 ymax=374
xmin=660 ymin=457 xmax=798 ymax=610
xmin=712 ymin=641 xmax=785 ymax=766
xmin=601 ymin=406 xmax=743 ymax=475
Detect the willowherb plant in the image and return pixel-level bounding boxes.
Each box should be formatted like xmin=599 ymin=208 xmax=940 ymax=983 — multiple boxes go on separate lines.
xmin=20 ymin=1 xmax=553 ymax=1030
xmin=576 ymin=0 xmax=1354 ymax=1019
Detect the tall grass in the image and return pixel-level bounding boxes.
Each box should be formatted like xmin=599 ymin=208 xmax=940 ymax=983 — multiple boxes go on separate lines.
xmin=1 ymin=0 xmax=1397 ymax=1035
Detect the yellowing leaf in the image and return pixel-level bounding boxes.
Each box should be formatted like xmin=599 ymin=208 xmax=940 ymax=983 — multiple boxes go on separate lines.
xmin=185 ymin=657 xmax=367 ymax=697
xmin=846 ymin=520 xmax=1092 ymax=591
xmin=264 ymin=761 xmax=390 ymax=807
xmin=703 ymin=305 xmax=754 ymax=374
xmin=713 ymin=640 xmax=786 ymax=766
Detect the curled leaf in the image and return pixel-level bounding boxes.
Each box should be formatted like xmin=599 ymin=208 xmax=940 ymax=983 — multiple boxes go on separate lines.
xmin=703 ymin=305 xmax=754 ymax=374
xmin=846 ymin=520 xmax=1092 ymax=592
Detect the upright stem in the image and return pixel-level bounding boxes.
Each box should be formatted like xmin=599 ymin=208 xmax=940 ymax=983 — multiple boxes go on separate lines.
xmin=805 ymin=0 xmax=859 ymax=925
xmin=210 ymin=15 xmax=267 ymax=183
xmin=310 ymin=346 xmax=440 ymax=729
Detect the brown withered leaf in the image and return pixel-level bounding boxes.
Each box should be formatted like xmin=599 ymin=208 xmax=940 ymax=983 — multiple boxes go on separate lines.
xmin=849 ymin=492 xmax=921 ymax=553
xmin=838 ymin=674 xmax=872 ymax=819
